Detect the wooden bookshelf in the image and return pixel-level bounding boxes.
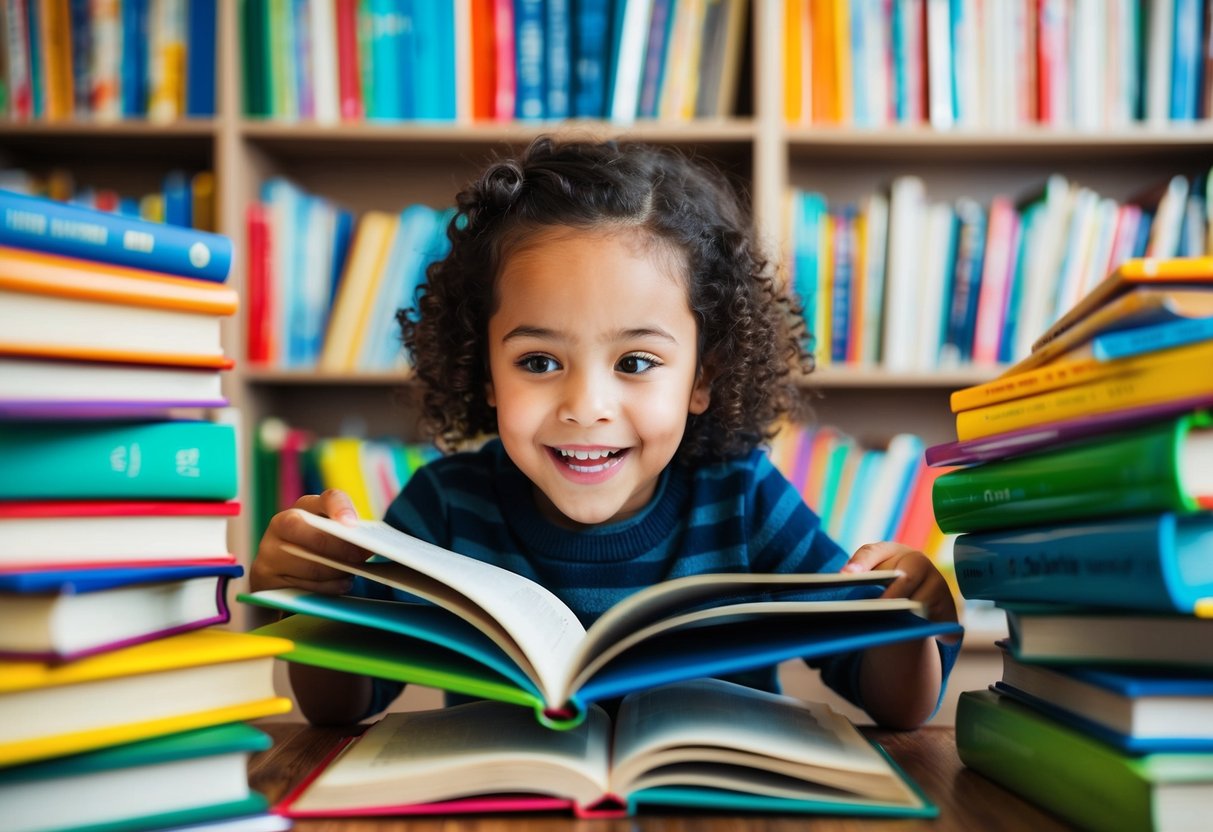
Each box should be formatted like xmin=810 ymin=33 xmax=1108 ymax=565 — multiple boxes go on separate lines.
xmin=1 ymin=2 xmax=1210 ymax=635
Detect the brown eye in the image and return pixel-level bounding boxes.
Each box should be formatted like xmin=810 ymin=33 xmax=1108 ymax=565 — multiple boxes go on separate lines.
xmin=617 ymin=354 xmax=659 ymax=374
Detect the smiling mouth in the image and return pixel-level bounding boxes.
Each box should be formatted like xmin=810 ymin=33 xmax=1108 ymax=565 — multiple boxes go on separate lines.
xmin=551 ymin=447 xmax=627 ymax=473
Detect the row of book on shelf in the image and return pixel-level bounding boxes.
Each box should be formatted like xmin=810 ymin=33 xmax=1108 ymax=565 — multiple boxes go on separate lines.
xmin=1 ymin=0 xmax=217 ymax=122
xmin=242 ymin=0 xmax=749 ymax=124
xmin=0 ymin=190 xmax=293 ymax=832
xmin=787 ymin=0 xmax=1213 ymax=129
xmin=931 ymin=253 xmax=1213 ymax=829
xmin=789 ymin=164 xmax=1212 ymax=371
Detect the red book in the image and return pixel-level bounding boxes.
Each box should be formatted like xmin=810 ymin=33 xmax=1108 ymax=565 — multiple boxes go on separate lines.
xmin=335 ymin=0 xmax=363 ymax=121
xmin=470 ymin=0 xmax=496 ymax=120
xmin=892 ymin=463 xmax=952 ymax=553
xmin=491 ymin=0 xmax=516 ymax=120
xmin=246 ymin=202 xmax=273 ymax=364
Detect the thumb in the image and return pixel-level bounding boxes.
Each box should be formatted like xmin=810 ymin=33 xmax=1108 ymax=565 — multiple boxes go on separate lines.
xmin=840 ymin=541 xmax=900 ymax=573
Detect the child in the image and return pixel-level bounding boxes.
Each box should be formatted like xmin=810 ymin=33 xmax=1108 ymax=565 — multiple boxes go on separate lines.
xmin=251 ymin=136 xmax=961 ymax=729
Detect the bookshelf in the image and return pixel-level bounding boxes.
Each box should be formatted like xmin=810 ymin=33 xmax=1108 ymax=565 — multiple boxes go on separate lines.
xmin=2 ymin=3 xmax=1212 ymax=628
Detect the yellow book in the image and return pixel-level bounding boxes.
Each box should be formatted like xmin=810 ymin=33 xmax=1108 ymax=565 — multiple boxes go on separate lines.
xmin=952 ymin=339 xmax=1213 ymax=413
xmin=191 ymin=171 xmax=217 ymax=232
xmin=316 ymin=436 xmax=376 ymax=519
xmin=39 ymin=0 xmax=74 ymax=120
xmin=319 ymin=211 xmax=400 ymax=372
xmin=954 ymin=346 xmax=1213 ymax=441
xmin=783 ymin=0 xmax=806 ymax=122
xmin=0 ymin=629 xmax=293 ymax=767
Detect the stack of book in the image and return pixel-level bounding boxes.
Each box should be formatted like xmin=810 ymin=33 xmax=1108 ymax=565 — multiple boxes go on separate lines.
xmin=930 ymin=256 xmax=1213 ymax=830
xmin=0 ymin=191 xmax=293 ymax=832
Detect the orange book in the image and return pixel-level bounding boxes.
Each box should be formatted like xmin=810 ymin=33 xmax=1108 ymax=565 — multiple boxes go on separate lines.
xmin=801 ymin=426 xmax=842 ymax=509
xmin=39 ymin=0 xmax=75 ymax=120
xmin=783 ymin=0 xmax=806 ymax=122
xmin=829 ymin=0 xmax=853 ymax=124
xmin=470 ymin=0 xmax=497 ymax=120
xmin=808 ymin=0 xmax=837 ymax=123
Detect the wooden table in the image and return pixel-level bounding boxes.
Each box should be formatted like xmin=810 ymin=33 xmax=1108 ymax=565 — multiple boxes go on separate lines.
xmin=249 ymin=722 xmax=1072 ymax=831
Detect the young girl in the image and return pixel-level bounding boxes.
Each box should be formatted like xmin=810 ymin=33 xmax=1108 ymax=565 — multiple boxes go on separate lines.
xmin=251 ymin=136 xmax=961 ymax=729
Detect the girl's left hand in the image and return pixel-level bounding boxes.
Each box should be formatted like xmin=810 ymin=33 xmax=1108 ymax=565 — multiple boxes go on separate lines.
xmin=842 ymin=541 xmax=960 ymax=628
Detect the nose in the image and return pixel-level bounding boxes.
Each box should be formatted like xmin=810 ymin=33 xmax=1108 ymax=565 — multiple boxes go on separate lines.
xmin=557 ymin=366 xmax=616 ymax=425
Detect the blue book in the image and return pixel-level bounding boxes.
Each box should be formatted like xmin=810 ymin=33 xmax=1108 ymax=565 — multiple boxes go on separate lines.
xmin=122 ymin=0 xmax=150 ymax=116
xmin=793 ymin=191 xmax=827 ymax=357
xmin=25 ymin=0 xmax=43 ymax=117
xmin=185 ymin=0 xmax=218 ymax=116
xmin=0 ymin=189 xmax=233 ymax=282
xmin=328 ymin=207 xmax=356 ymax=312
xmin=571 ymin=0 xmax=611 ymax=117
xmin=367 ymin=0 xmax=408 ymax=120
xmin=546 ymin=0 xmax=572 ymax=118
xmin=1171 ymin=0 xmax=1202 ymax=121
xmin=162 ymin=171 xmax=193 ymax=228
xmin=955 ymin=513 xmax=1213 ymax=614
xmin=829 ymin=207 xmax=856 ymax=363
xmin=412 ymin=0 xmax=457 ymax=120
xmin=514 ymin=0 xmax=546 ymax=119
xmin=0 ymin=562 xmax=243 ymax=595
xmin=943 ymin=198 xmax=986 ymax=363
xmin=636 ymin=0 xmax=673 ymax=118
xmin=69 ymin=0 xmax=91 ymax=115
xmin=1092 ymin=315 xmax=1213 ymax=361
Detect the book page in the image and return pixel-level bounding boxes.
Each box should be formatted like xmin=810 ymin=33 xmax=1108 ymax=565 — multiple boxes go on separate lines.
xmin=609 ymin=679 xmax=922 ymax=807
xmin=290 ymin=702 xmax=612 ymax=812
xmin=290 ymin=514 xmax=586 ymax=704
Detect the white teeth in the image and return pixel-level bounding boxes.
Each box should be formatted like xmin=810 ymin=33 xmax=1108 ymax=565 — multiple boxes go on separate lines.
xmin=559 ymin=448 xmax=615 ymax=461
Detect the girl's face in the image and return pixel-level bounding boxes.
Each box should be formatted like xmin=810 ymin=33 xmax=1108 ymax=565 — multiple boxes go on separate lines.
xmin=486 ymin=227 xmax=711 ymax=529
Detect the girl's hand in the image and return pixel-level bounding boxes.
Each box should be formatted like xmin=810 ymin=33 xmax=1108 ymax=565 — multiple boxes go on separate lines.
xmin=249 ymin=489 xmax=372 ymax=594
xmin=841 ymin=541 xmax=959 ymax=629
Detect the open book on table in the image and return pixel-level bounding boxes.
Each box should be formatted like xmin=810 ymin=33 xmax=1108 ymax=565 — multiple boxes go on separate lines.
xmin=242 ymin=512 xmax=961 ymax=728
xmin=277 ymin=678 xmax=936 ymax=819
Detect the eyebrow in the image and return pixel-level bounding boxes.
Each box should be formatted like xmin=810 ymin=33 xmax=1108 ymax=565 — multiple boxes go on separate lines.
xmin=501 ymin=325 xmax=679 ymax=343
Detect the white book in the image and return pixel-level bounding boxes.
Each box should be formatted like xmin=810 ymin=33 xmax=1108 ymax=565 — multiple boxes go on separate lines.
xmin=915 ymin=201 xmax=956 ymax=370
xmin=1013 ymin=175 xmax=1073 ymax=361
xmin=1145 ymin=0 xmax=1174 ymax=124
xmin=880 ymin=176 xmax=927 ymax=372
xmin=925 ymin=0 xmax=954 ymax=129
xmin=859 ymin=192 xmax=889 ymax=364
xmin=609 ymin=0 xmax=655 ymax=122
xmin=310 ymin=0 xmax=340 ymax=123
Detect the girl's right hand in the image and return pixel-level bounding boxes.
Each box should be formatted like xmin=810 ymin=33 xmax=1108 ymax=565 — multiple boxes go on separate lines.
xmin=249 ymin=489 xmax=371 ymax=594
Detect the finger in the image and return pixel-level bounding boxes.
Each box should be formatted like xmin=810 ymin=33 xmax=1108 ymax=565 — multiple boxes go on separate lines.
xmin=277 ymin=508 xmax=375 ymax=565
xmin=841 ymin=541 xmax=904 ymax=573
xmin=318 ymin=489 xmax=359 ymax=524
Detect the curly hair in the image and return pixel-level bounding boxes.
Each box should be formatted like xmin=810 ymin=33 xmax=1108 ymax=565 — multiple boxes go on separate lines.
xmin=399 ymin=135 xmax=813 ymax=463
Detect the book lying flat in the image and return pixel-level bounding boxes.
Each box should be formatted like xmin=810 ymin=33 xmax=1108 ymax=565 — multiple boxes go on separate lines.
xmin=2 ymin=723 xmax=270 ymax=832
xmin=243 ymin=513 xmax=962 ymax=728
xmin=278 ymin=678 xmax=936 ymax=819
xmin=0 ymin=562 xmax=243 ymax=660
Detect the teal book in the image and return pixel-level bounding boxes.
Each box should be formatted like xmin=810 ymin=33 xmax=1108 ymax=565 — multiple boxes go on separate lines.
xmin=241 ymin=512 xmax=962 ymax=729
xmin=933 ymin=411 xmax=1213 ymax=534
xmin=276 ymin=678 xmax=937 ymax=820
xmin=1092 ymin=315 xmax=1213 ymax=360
xmin=1 ymin=723 xmax=270 ymax=832
xmin=956 ymin=689 xmax=1213 ymax=832
xmin=953 ymin=512 xmax=1213 ymax=614
xmin=0 ymin=420 xmax=237 ymax=501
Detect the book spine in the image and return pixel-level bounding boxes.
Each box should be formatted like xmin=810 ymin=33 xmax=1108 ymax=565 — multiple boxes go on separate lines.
xmin=571 ymin=0 xmax=609 ymax=118
xmin=954 ymin=346 xmax=1213 ymax=441
xmin=334 ymin=0 xmax=363 ymax=119
xmin=934 ymin=414 xmax=1198 ymax=534
xmin=0 ymin=421 xmax=239 ymax=500
xmin=956 ymin=690 xmax=1156 ymax=832
xmin=513 ymin=0 xmax=543 ymax=119
xmin=1093 ymin=315 xmax=1213 ymax=361
xmin=953 ymin=512 xmax=1207 ymax=613
xmin=0 ymin=190 xmax=233 ymax=281
xmin=184 ymin=0 xmax=216 ymax=116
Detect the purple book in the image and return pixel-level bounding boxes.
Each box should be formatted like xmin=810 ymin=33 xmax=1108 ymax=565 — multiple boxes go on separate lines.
xmin=925 ymin=394 xmax=1213 ymax=467
xmin=0 ymin=399 xmax=227 ymax=420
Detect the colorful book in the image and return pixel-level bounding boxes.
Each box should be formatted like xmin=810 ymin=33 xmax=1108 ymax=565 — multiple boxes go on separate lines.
xmin=0 ymin=420 xmax=238 ymax=501
xmin=2 ymin=723 xmax=271 ymax=832
xmin=276 ymin=678 xmax=936 ymax=819
xmin=954 ymin=512 xmax=1213 ymax=614
xmin=0 ymin=628 xmax=292 ymax=767
xmin=934 ymin=412 xmax=1212 ymax=533
xmin=953 ymin=342 xmax=1213 ymax=441
xmin=0 ymin=562 xmax=243 ymax=660
xmin=995 ymin=648 xmax=1213 ymax=753
xmin=242 ymin=512 xmax=961 ymax=728
xmin=0 ymin=499 xmax=238 ymax=570
xmin=1001 ymin=603 xmax=1213 ymax=669
xmin=0 ymin=244 xmax=238 ymax=366
xmin=1092 ymin=314 xmax=1213 ymax=361
xmin=0 ymin=189 xmax=233 ymax=281
xmin=956 ymin=689 xmax=1213 ymax=832
xmin=1031 ymin=256 xmax=1213 ymax=354
xmin=318 ymin=210 xmax=399 ymax=372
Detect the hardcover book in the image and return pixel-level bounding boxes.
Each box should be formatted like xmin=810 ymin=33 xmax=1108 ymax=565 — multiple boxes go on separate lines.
xmin=278 ymin=678 xmax=937 ymax=819
xmin=957 ymin=688 xmax=1213 ymax=832
xmin=933 ymin=411 xmax=1212 ymax=533
xmin=954 ymin=512 xmax=1213 ymax=614
xmin=242 ymin=512 xmax=962 ymax=728
xmin=0 ymin=562 xmax=243 ymax=660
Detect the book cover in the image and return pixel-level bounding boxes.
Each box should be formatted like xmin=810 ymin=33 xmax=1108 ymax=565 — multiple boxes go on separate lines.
xmin=0 ymin=355 xmax=229 ymax=411
xmin=954 ymin=512 xmax=1213 ymax=614
xmin=1092 ymin=314 xmax=1213 ymax=361
xmin=242 ymin=512 xmax=962 ymax=728
xmin=412 ymin=0 xmax=457 ymax=120
xmin=0 ymin=628 xmax=293 ymax=767
xmin=957 ymin=689 xmax=1213 ymax=832
xmin=319 ymin=210 xmax=399 ymax=372
xmin=276 ymin=678 xmax=937 ymax=819
xmin=0 ymin=183 xmax=231 ymax=282
xmin=1 ymin=723 xmax=271 ymax=832
xmin=934 ymin=411 xmax=1213 ymax=533
xmin=184 ymin=0 xmax=216 ymax=116
xmin=0 ymin=420 xmax=238 ymax=501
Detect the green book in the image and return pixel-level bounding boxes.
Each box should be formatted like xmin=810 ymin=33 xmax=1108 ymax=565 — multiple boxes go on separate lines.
xmin=1 ymin=723 xmax=270 ymax=832
xmin=956 ymin=689 xmax=1213 ymax=832
xmin=0 ymin=420 xmax=237 ymax=501
xmin=933 ymin=411 xmax=1212 ymax=534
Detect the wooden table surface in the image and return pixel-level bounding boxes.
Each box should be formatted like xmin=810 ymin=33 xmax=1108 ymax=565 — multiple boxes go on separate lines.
xmin=249 ymin=722 xmax=1073 ymax=831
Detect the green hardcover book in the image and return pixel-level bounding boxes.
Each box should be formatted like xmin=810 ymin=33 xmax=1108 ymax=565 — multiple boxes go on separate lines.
xmin=956 ymin=689 xmax=1213 ymax=832
xmin=1 ymin=723 xmax=271 ymax=832
xmin=933 ymin=411 xmax=1212 ymax=534
xmin=0 ymin=420 xmax=237 ymax=501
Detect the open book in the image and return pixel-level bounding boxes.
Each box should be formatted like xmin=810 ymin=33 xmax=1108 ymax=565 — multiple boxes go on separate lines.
xmin=242 ymin=512 xmax=961 ymax=727
xmin=277 ymin=678 xmax=936 ymax=819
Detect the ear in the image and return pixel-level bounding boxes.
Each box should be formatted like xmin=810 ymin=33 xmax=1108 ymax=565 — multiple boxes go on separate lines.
xmin=688 ymin=368 xmax=711 ymax=415
xmin=485 ymin=379 xmax=496 ymax=408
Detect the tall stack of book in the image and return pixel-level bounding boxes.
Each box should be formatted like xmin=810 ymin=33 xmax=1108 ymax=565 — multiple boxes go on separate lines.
xmin=0 ymin=190 xmax=293 ymax=832
xmin=929 ymin=255 xmax=1213 ymax=830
